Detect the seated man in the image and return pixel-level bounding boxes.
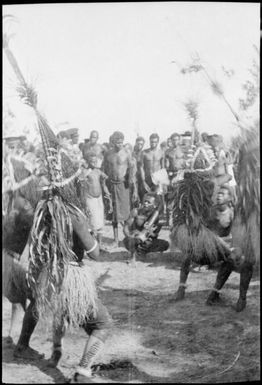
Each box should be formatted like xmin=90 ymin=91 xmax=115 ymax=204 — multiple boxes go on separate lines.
xmin=123 ymin=192 xmax=169 ymax=264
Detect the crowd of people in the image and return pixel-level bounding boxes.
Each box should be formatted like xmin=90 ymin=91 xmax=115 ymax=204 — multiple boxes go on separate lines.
xmin=2 ymin=124 xmax=254 ymax=382
xmin=3 ymin=126 xmax=238 ymax=260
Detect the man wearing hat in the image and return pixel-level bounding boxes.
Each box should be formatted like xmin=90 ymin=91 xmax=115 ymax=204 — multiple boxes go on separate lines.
xmin=4 ymin=135 xmax=26 ymax=154
xmin=58 ymin=128 xmax=82 ymax=165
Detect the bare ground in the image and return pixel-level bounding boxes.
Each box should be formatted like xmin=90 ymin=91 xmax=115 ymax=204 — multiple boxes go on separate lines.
xmin=2 ymin=225 xmax=260 ymax=383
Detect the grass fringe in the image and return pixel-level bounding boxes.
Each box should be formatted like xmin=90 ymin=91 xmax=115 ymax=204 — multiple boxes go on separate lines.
xmin=171 ymin=224 xmax=229 ymax=264
xmin=35 ymin=264 xmax=98 ymax=329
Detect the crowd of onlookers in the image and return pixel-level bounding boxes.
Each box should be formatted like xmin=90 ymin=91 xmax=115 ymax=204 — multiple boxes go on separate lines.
xmin=3 ymin=126 xmax=238 ymax=253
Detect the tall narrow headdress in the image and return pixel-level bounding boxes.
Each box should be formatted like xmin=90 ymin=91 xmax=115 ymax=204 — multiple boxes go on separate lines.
xmin=3 ymin=17 xmax=78 ymax=305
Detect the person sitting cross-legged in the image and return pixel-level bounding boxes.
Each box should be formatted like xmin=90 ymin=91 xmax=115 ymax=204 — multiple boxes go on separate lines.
xmin=123 ymin=192 xmax=169 ymax=265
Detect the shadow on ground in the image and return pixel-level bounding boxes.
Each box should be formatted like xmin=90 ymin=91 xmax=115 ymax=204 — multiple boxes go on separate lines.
xmin=2 ymin=337 xmax=69 ymax=384
xmin=99 ymin=248 xmax=184 ymax=271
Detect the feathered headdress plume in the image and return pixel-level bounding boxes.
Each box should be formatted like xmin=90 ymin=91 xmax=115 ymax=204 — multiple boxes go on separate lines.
xmin=3 ymin=19 xmax=79 ymax=308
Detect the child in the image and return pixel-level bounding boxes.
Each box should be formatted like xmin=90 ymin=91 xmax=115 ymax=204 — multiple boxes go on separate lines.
xmin=208 ymin=184 xmax=234 ymax=248
xmin=78 ymin=152 xmax=112 ymax=247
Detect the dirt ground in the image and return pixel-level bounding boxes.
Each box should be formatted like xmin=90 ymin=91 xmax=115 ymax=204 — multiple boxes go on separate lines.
xmin=2 ymin=224 xmax=260 ymax=383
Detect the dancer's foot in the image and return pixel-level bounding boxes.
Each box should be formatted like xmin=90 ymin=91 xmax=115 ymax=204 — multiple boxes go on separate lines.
xmin=233 ymin=298 xmax=246 ymax=312
xmin=14 ymin=345 xmax=45 ymax=360
xmin=46 ymin=349 xmax=62 ymax=367
xmin=71 ymin=367 xmax=94 ymax=383
xmin=206 ymin=291 xmax=220 ymax=306
xmin=4 ymin=336 xmax=14 ymax=345
xmin=174 ymin=286 xmax=186 ymax=301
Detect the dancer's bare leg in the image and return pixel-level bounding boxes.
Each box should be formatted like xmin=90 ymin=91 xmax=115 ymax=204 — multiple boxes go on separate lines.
xmin=47 ymin=317 xmax=66 ymax=367
xmin=73 ymin=300 xmax=112 ymax=383
xmin=6 ymin=303 xmax=22 ymax=344
xmin=13 ymin=300 xmax=44 ymax=360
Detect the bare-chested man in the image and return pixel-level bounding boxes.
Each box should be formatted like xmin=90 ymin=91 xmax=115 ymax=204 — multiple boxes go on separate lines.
xmin=133 ymin=136 xmax=145 ymax=203
xmin=140 ymin=133 xmax=164 ymax=193
xmin=164 ymin=133 xmax=185 ymax=226
xmin=82 ymin=130 xmax=104 ymax=168
xmin=104 ymin=131 xmax=138 ymax=248
xmin=165 ymin=133 xmax=185 ymax=178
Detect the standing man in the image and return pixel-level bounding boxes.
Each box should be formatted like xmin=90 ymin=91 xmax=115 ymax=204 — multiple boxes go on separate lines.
xmin=82 ymin=130 xmax=104 ymax=168
xmin=165 ymin=133 xmax=185 ymax=178
xmin=140 ymin=133 xmax=164 ymax=194
xmin=104 ymin=131 xmax=138 ymax=248
xmin=133 ymin=136 xmax=145 ymax=204
xmin=164 ymin=133 xmax=185 ymax=226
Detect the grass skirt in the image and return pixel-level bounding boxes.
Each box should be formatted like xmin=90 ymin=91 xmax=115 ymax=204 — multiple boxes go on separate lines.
xmin=35 ymin=263 xmax=98 ymax=329
xmin=170 ymin=224 xmax=230 ymax=265
xmin=231 ymin=212 xmax=260 ymax=267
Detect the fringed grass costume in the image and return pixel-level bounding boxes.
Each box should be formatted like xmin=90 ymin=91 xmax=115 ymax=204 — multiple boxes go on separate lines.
xmin=170 ymin=169 xmax=230 ymax=265
xmin=169 ymin=125 xmax=259 ymax=311
xmin=206 ymin=126 xmax=260 ymax=311
xmin=3 ymin=28 xmax=112 ymax=377
xmin=231 ymin=126 xmax=260 ymax=265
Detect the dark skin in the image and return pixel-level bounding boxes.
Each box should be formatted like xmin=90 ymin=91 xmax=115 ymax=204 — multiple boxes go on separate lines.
xmin=123 ymin=196 xmax=160 ymax=241
xmin=173 ymin=189 xmax=253 ymax=312
xmin=140 ymin=137 xmax=164 ymax=192
xmin=7 ymin=196 xmax=100 ymax=360
xmin=83 ymin=131 xmax=104 ymax=166
xmin=80 ymin=155 xmax=111 ymax=200
xmin=165 ymin=135 xmax=185 ymax=173
xmin=79 ymin=155 xmax=112 ymax=244
xmin=133 ymin=139 xmax=145 ymax=202
xmin=123 ymin=195 xmax=163 ymax=266
xmin=104 ymin=137 xmax=138 ymax=247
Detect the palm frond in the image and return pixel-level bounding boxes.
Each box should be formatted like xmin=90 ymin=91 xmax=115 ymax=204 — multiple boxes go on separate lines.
xmin=210 ymin=80 xmax=224 ymax=97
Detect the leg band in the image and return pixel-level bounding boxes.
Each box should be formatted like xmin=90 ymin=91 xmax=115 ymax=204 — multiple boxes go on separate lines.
xmin=79 ymin=336 xmax=104 ymax=369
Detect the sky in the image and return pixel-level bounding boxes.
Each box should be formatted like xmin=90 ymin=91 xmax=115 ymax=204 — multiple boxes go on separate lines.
xmin=3 ymin=2 xmax=260 ymax=146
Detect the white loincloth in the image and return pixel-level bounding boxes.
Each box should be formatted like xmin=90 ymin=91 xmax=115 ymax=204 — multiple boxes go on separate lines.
xmin=85 ymin=194 xmax=104 ymax=231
